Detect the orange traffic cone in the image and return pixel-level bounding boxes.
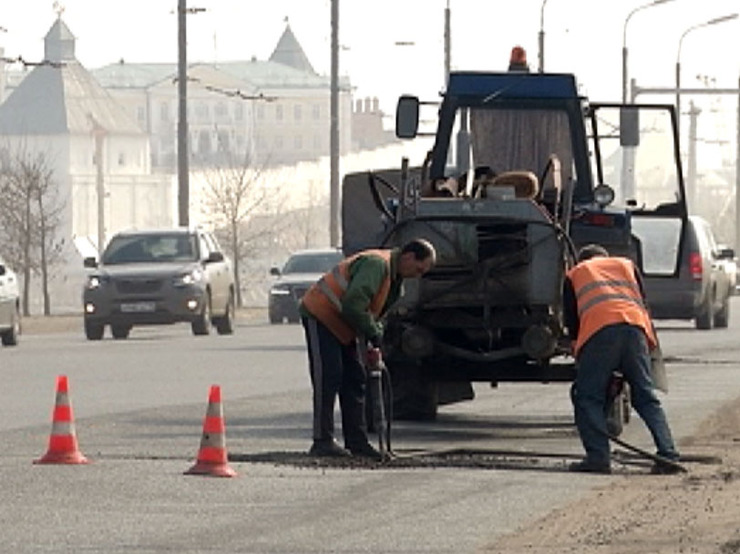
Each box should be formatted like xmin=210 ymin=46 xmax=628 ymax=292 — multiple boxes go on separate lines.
xmin=185 ymin=385 xmax=237 ymax=477
xmin=34 ymin=375 xmax=90 ymax=465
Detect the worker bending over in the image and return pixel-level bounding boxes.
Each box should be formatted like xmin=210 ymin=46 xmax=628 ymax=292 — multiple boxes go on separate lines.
xmin=563 ymin=244 xmax=679 ymax=474
xmin=299 ymin=239 xmax=436 ymax=460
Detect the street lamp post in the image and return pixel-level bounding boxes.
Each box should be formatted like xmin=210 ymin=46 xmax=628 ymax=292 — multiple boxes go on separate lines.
xmin=538 ymin=0 xmax=548 ymax=73
xmin=676 ymin=13 xmax=738 ymax=136
xmin=622 ymin=0 xmax=674 ymax=104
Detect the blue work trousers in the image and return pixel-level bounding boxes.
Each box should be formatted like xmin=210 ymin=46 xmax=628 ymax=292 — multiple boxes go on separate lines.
xmin=572 ymin=323 xmax=679 ymax=464
xmin=302 ymin=315 xmax=368 ymax=447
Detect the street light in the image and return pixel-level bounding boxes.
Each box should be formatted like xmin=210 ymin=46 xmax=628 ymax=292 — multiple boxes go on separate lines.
xmin=538 ymin=0 xmax=549 ymax=73
xmin=622 ymin=0 xmax=674 ymax=103
xmin=676 ymin=13 xmax=738 ymax=135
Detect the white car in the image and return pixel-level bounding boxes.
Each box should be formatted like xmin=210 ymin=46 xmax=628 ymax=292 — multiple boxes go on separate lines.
xmin=0 ymin=256 xmax=20 ymax=346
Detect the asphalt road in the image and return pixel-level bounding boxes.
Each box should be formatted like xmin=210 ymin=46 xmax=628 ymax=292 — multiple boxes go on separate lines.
xmin=1 ymin=304 xmax=740 ymax=553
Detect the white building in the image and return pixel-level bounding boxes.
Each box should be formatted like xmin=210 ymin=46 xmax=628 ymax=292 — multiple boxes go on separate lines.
xmin=0 ymin=17 xmax=173 ymax=311
xmin=91 ymin=24 xmax=355 ymax=170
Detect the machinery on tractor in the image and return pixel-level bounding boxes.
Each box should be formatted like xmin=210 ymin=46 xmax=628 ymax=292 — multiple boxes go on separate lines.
xmin=342 ymin=70 xmax=688 ymax=422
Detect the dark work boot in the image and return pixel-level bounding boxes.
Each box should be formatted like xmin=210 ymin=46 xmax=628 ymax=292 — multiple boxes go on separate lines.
xmin=346 ymin=441 xmax=382 ymax=461
xmin=568 ymin=458 xmax=612 ymax=474
xmin=308 ymin=439 xmax=351 ymax=458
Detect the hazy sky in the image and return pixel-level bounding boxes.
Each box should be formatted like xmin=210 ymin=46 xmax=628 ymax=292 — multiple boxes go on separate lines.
xmin=1 ymin=0 xmax=739 ymax=115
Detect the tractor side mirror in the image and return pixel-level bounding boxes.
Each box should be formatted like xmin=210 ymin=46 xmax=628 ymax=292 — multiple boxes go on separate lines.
xmin=396 ymin=95 xmax=420 ymax=139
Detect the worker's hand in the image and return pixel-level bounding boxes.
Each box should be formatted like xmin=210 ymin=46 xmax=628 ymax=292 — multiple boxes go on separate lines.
xmin=368 ymin=333 xmax=382 ymax=348
xmin=366 ymin=347 xmax=382 ymax=368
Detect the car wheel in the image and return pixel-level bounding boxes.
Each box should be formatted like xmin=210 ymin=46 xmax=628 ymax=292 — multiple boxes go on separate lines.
xmin=111 ymin=324 xmax=131 ymax=339
xmin=191 ymin=295 xmax=212 ymax=336
xmin=1 ymin=307 xmax=20 ymax=347
xmin=695 ymin=293 xmax=713 ymax=330
xmin=215 ymin=291 xmax=235 ymax=335
xmin=85 ymin=320 xmax=105 ymax=340
xmin=714 ymin=295 xmax=730 ymax=328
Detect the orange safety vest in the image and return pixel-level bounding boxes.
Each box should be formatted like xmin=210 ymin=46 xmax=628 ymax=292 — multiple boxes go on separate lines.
xmin=567 ymin=256 xmax=657 ymax=356
xmin=301 ymin=249 xmax=392 ymax=345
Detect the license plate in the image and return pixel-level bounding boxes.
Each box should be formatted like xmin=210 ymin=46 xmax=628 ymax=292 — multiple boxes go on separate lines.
xmin=120 ymin=301 xmax=156 ymax=313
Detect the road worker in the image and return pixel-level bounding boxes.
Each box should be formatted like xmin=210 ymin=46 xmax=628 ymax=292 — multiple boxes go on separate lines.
xmin=563 ymin=244 xmax=679 ymax=474
xmin=299 ymin=239 xmax=436 ymax=459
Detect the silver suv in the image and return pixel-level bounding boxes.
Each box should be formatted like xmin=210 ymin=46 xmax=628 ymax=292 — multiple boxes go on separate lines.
xmin=82 ymin=228 xmax=235 ymax=340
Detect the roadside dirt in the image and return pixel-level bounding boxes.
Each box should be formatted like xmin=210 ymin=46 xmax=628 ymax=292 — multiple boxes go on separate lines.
xmin=484 ymin=395 xmax=740 ymax=554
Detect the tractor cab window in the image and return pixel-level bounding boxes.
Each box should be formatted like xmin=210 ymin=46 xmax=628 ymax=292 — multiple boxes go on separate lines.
xmin=447 ymin=107 xmax=574 ymax=199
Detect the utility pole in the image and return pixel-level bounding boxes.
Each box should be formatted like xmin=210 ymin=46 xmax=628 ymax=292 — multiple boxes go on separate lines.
xmin=177 ymin=0 xmax=189 ymax=227
xmin=735 ymin=76 xmax=740 ymax=253
xmin=686 ymin=101 xmax=700 ymax=211
xmin=329 ymin=0 xmax=339 ymax=247
xmin=176 ymin=2 xmax=204 ymax=228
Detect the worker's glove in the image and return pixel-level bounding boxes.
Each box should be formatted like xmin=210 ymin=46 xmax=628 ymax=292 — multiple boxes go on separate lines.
xmin=368 ymin=333 xmax=382 ymax=348
xmin=366 ymin=347 xmax=383 ymax=369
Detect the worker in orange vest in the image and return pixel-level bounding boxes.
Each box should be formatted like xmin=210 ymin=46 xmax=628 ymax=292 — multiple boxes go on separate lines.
xmin=563 ymin=244 xmax=679 ymax=474
xmin=300 ymin=239 xmax=436 ymax=460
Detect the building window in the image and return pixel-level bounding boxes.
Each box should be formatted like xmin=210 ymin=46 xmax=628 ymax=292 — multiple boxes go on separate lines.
xmin=294 ymin=104 xmax=302 ymax=121
xmin=274 ymin=135 xmax=283 ymax=150
xmin=294 ymin=135 xmax=303 ymax=150
xmin=137 ymin=106 xmax=146 ymax=122
xmin=256 ymin=105 xmax=264 ymax=120
xmin=118 ymin=153 xmax=126 ymax=166
xmin=198 ymin=130 xmax=212 ymax=154
xmin=275 ymin=105 xmax=283 ymax=121
xmin=313 ymin=134 xmax=322 ymax=150
xmin=195 ymin=102 xmax=209 ymax=121
xmin=312 ymin=104 xmax=321 ymax=120
xmin=213 ymin=102 xmax=229 ymax=121
xmin=160 ymin=102 xmax=169 ymax=122
xmin=217 ymin=131 xmax=230 ymax=152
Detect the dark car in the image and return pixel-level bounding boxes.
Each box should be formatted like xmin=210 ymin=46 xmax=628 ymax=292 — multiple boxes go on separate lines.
xmin=639 ymin=216 xmax=735 ymax=330
xmin=82 ymin=228 xmax=235 ymax=339
xmin=268 ymin=248 xmax=343 ymax=324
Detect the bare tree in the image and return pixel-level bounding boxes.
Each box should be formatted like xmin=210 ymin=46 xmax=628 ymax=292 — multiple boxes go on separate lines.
xmin=0 ymin=145 xmax=65 ymax=315
xmin=279 ymin=177 xmax=330 ymax=252
xmin=200 ymin=148 xmax=288 ymax=307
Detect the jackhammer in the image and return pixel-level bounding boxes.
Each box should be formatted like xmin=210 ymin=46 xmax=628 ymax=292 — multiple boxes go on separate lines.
xmin=366 ymin=347 xmax=393 ymax=459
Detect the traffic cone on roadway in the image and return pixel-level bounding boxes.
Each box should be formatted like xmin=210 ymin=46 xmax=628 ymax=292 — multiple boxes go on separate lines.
xmin=184 ymin=385 xmax=237 ymax=477
xmin=34 ymin=375 xmax=90 ymax=465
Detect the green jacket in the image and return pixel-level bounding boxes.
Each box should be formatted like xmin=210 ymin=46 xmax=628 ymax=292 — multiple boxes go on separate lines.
xmin=300 ymin=248 xmax=402 ymax=343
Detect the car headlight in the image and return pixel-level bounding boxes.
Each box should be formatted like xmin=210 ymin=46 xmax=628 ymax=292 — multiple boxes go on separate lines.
xmin=174 ymin=268 xmax=204 ymax=287
xmin=270 ymin=286 xmax=291 ymax=296
xmin=86 ymin=275 xmax=107 ymax=290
